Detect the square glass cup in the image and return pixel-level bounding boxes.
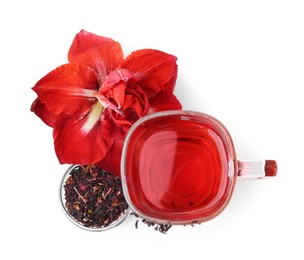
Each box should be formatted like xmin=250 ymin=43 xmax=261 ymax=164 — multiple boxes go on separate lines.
xmin=121 ymin=110 xmax=277 ymax=225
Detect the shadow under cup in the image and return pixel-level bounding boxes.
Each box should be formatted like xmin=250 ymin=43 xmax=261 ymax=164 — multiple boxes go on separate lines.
xmin=121 ymin=110 xmax=239 ymax=225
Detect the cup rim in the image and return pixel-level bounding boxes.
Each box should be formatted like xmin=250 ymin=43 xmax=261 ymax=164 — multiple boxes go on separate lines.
xmin=121 ymin=110 xmax=237 ymax=225
xmin=59 ymin=165 xmax=131 ymax=232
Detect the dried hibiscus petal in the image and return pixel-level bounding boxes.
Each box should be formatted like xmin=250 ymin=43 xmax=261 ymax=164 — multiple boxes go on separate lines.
xmin=63 ymin=165 xmax=129 ymax=229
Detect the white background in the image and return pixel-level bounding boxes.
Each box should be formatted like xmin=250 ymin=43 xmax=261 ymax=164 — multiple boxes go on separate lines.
xmin=1 ymin=0 xmax=303 ymax=259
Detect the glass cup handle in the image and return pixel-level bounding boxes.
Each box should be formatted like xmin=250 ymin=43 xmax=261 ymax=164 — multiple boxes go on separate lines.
xmin=237 ymin=160 xmax=277 ymax=180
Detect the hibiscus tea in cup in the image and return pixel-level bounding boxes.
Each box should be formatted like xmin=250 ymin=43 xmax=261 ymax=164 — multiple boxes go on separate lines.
xmin=121 ymin=110 xmax=238 ymax=225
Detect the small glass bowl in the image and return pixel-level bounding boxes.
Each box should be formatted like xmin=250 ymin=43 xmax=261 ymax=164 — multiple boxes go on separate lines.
xmin=59 ymin=165 xmax=131 ymax=232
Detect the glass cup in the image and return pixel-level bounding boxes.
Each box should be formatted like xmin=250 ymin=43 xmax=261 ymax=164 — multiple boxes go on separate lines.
xmin=121 ymin=110 xmax=277 ymax=225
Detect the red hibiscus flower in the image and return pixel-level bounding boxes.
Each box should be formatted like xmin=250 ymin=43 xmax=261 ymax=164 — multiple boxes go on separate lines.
xmin=31 ymin=30 xmax=181 ymax=176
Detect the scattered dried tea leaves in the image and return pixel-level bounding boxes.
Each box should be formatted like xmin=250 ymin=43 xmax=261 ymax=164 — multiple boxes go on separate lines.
xmin=64 ymin=165 xmax=129 ymax=229
xmin=132 ymin=213 xmax=172 ymax=234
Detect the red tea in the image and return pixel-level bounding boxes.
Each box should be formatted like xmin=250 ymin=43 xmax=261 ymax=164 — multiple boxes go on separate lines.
xmin=123 ymin=112 xmax=236 ymax=223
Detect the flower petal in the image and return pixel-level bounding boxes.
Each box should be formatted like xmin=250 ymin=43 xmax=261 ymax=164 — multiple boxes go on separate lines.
xmin=32 ymin=63 xmax=98 ymax=116
xmin=68 ymin=30 xmax=114 ymax=60
xmin=100 ymin=69 xmax=136 ymax=108
xmin=69 ymin=41 xmax=124 ymax=81
xmin=96 ymin=138 xmax=124 ymax=176
xmin=123 ymin=49 xmax=178 ymax=98
xmin=148 ymin=91 xmax=182 ymax=112
xmin=53 ymin=106 xmax=114 ymax=165
xmin=109 ymin=84 xmax=150 ymax=128
xmin=124 ymin=84 xmax=150 ymax=117
xmin=30 ymin=98 xmax=57 ymax=127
